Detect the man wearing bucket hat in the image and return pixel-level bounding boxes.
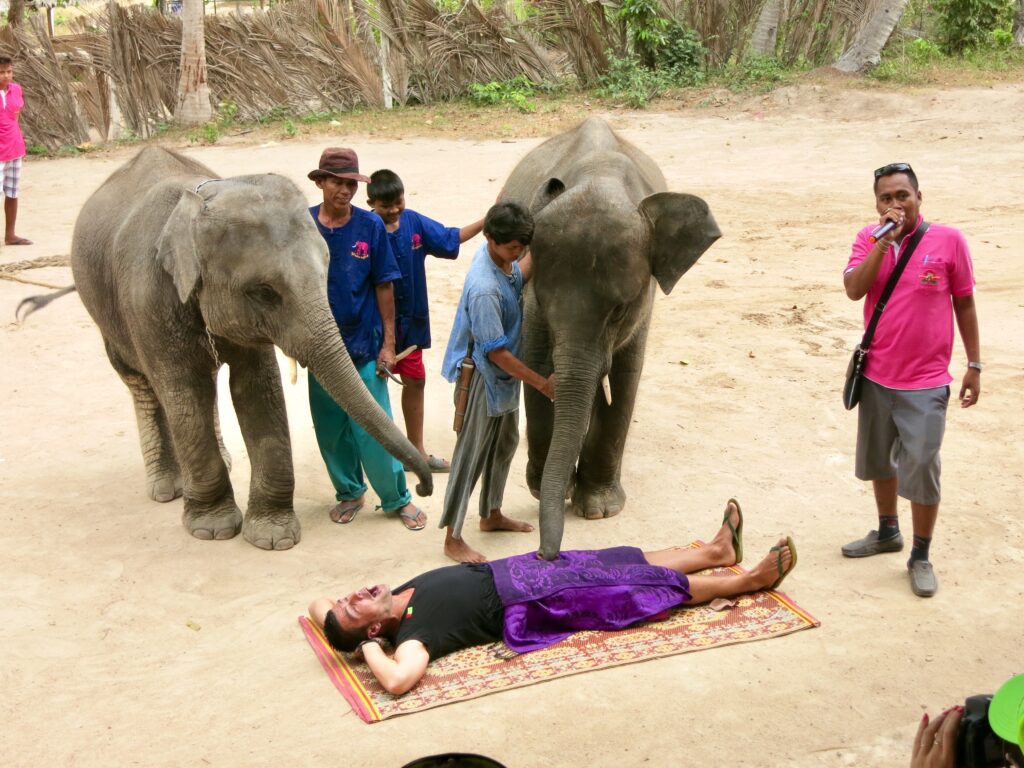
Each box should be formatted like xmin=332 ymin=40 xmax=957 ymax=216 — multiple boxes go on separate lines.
xmin=307 ymin=147 xmax=428 ymax=531
xmin=911 ymin=673 xmax=1024 ymax=767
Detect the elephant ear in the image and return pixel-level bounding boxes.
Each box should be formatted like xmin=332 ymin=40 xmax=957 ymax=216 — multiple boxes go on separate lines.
xmin=156 ymin=189 xmax=204 ymax=304
xmin=639 ymin=192 xmax=722 ymax=295
xmin=529 ymin=177 xmax=566 ymax=216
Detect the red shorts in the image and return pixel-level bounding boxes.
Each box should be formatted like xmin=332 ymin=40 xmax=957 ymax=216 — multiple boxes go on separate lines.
xmin=392 ymin=348 xmax=425 ymax=380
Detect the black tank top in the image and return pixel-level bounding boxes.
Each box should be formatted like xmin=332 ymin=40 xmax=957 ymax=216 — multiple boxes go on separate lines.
xmin=393 ymin=563 xmax=504 ymax=659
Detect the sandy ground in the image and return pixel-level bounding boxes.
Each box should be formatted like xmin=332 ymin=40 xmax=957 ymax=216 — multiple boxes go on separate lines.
xmin=2 ymin=82 xmax=1022 ymax=768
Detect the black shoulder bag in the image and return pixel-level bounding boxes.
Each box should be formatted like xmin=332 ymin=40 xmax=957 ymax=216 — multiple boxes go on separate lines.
xmin=843 ymin=222 xmax=930 ymax=410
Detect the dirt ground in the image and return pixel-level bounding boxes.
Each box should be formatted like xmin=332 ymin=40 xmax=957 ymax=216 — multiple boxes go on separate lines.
xmin=2 ymin=81 xmax=1022 ymax=768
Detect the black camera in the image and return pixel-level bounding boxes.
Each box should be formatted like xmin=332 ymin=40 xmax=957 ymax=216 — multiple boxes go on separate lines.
xmin=957 ymin=694 xmax=1024 ymax=768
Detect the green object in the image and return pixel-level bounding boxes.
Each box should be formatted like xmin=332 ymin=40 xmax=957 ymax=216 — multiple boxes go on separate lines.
xmin=989 ymin=673 xmax=1024 ymax=745
xmin=406 ymin=606 xmax=413 ymax=617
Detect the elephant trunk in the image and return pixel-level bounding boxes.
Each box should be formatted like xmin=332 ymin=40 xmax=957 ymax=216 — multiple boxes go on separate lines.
xmin=298 ymin=312 xmax=433 ymax=497
xmin=537 ymin=346 xmax=605 ymax=559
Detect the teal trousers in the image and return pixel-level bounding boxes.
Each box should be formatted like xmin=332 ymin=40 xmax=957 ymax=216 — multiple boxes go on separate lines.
xmin=308 ymin=360 xmax=412 ymax=512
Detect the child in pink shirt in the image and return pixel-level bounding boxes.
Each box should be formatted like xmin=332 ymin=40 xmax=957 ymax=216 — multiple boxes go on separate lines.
xmin=0 ymin=56 xmax=32 ymax=246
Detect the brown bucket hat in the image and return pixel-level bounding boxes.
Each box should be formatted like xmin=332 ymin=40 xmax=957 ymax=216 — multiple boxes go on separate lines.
xmin=308 ymin=147 xmax=371 ymax=183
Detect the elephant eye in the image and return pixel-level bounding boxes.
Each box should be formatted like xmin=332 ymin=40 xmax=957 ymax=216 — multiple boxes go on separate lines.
xmin=609 ymin=304 xmax=628 ymax=323
xmin=247 ymin=283 xmax=282 ymax=308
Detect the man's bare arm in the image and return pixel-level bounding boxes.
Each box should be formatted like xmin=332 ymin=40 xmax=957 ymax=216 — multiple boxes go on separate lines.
xmin=488 ymin=347 xmax=554 ymax=401
xmin=459 ymin=218 xmax=484 ymax=243
xmin=952 ymin=294 xmax=981 ymax=408
xmin=361 ymin=639 xmax=430 ymax=695
xmin=844 ymin=238 xmax=892 ymax=300
xmin=374 ymin=281 xmax=397 ymax=371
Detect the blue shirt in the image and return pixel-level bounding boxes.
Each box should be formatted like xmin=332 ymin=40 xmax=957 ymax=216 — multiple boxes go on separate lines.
xmin=442 ymin=243 xmax=524 ymax=417
xmin=310 ymin=204 xmax=402 ymax=366
xmin=385 ymin=209 xmax=461 ymax=351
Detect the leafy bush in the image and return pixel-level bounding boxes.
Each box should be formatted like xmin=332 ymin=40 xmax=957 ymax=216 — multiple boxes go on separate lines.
xmin=615 ymin=0 xmax=669 ymax=68
xmin=933 ymin=0 xmax=1014 ymax=54
xmin=467 ymin=76 xmax=537 ymax=112
xmin=659 ymin=23 xmax=708 ymax=86
xmin=908 ymin=37 xmax=944 ymax=64
xmin=596 ymin=55 xmax=671 ymax=108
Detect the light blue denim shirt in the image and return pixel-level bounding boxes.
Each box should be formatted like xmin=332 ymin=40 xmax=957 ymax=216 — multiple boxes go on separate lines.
xmin=442 ymin=243 xmax=525 ymax=417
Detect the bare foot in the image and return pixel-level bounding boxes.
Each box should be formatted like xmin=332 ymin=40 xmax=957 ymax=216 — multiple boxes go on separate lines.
xmin=5 ymin=236 xmax=32 ymax=245
xmin=444 ymin=532 xmax=487 ymax=564
xmin=480 ymin=509 xmax=534 ymax=533
xmin=706 ymin=500 xmax=740 ymax=566
xmin=747 ymin=538 xmax=793 ymax=591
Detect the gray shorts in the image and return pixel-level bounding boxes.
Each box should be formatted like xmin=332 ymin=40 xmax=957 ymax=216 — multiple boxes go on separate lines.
xmin=855 ymin=379 xmax=949 ymax=505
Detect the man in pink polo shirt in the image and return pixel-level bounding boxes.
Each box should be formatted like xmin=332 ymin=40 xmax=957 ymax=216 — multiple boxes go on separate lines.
xmin=841 ymin=163 xmax=981 ymax=598
xmin=0 ymin=56 xmax=31 ymax=246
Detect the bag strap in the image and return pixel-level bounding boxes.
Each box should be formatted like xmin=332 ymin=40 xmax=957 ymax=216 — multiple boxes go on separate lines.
xmin=860 ymin=221 xmax=930 ymax=351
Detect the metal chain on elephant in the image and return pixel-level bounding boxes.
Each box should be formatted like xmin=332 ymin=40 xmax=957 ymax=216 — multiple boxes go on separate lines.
xmin=204 ymin=326 xmax=222 ymax=369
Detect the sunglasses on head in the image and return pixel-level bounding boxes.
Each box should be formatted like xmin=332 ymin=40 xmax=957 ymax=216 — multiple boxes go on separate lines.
xmin=874 ymin=162 xmax=914 ymax=179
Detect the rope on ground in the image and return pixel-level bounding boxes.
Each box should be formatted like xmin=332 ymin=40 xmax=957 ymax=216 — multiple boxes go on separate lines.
xmin=0 ymin=254 xmax=71 ymax=273
xmin=0 ymin=273 xmax=68 ymax=289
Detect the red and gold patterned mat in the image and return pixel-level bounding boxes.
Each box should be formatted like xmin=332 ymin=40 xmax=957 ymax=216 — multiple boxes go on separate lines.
xmin=298 ymin=557 xmax=818 ymax=723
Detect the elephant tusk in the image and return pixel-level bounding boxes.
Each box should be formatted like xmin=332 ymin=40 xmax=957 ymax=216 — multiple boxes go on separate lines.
xmin=287 ymin=355 xmax=298 ymax=385
xmin=601 ymin=374 xmax=612 ymax=406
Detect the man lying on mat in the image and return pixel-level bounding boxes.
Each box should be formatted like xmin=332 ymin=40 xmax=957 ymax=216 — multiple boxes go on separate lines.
xmin=307 ymin=500 xmax=796 ymax=695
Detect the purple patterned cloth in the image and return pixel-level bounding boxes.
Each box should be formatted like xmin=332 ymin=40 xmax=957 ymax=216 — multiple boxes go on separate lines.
xmin=487 ymin=547 xmax=692 ymax=653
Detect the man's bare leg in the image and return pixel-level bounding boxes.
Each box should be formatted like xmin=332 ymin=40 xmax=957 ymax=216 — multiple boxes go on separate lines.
xmin=685 ymin=539 xmax=793 ymax=604
xmin=643 ymin=500 xmax=740 ymax=574
xmin=480 ymin=508 xmax=533 ymax=533
xmin=444 ymin=527 xmax=487 ymax=564
xmin=400 ymin=375 xmax=427 ymax=456
xmin=4 ymin=196 xmax=31 ymax=245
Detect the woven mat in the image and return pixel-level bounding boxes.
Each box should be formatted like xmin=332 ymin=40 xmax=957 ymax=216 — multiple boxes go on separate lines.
xmin=299 ymin=553 xmax=819 ymax=723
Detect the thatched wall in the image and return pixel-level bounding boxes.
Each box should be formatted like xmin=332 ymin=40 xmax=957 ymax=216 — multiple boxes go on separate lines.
xmin=0 ymin=0 xmax=885 ymax=150
xmin=0 ymin=0 xmax=561 ymax=149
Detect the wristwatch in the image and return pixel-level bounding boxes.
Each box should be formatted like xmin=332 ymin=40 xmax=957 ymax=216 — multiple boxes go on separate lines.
xmin=968 ymin=362 xmax=983 ymax=372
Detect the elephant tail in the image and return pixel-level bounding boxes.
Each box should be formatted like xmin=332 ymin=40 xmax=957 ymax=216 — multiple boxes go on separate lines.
xmin=15 ymin=285 xmax=77 ymax=323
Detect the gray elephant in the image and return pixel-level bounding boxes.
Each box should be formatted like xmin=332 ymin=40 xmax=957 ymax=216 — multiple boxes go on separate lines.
xmin=65 ymin=147 xmax=432 ymax=549
xmin=501 ymin=118 xmax=721 ymax=559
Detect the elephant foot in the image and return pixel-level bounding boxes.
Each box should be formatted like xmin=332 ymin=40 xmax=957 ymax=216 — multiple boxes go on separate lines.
xmin=183 ymin=501 xmax=243 ymax=541
xmin=243 ymin=511 xmax=301 ymax=551
xmin=572 ymin=483 xmax=626 ymax=520
xmin=147 ymin=473 xmax=183 ymax=503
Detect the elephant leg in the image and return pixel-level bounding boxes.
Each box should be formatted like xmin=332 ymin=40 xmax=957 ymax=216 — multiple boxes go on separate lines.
xmin=573 ymin=326 xmax=648 ymax=520
xmin=522 ymin=288 xmax=555 ymax=499
xmin=151 ymin=362 xmax=242 ymax=541
xmin=104 ymin=340 xmax=182 ymax=503
xmin=224 ymin=344 xmax=300 ymax=551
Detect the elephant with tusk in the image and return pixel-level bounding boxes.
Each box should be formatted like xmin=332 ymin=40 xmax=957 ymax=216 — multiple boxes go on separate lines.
xmin=58 ymin=146 xmax=432 ymax=550
xmin=501 ymin=118 xmax=721 ymax=559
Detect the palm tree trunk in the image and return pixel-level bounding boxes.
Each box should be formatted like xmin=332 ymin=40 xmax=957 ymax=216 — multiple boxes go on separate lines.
xmin=7 ymin=0 xmax=25 ymax=27
xmin=1014 ymin=0 xmax=1024 ymax=46
xmin=174 ymin=0 xmax=213 ymax=125
xmin=749 ymin=0 xmax=783 ymax=57
xmin=833 ymin=0 xmax=910 ymax=73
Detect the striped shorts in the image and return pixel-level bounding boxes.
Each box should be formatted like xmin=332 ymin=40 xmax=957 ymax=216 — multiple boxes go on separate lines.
xmin=0 ymin=156 xmax=23 ymax=198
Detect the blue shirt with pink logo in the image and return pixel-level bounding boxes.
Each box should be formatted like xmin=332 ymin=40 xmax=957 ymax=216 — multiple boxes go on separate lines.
xmin=385 ymin=209 xmax=461 ymax=351
xmin=310 ymin=204 xmax=402 ymax=366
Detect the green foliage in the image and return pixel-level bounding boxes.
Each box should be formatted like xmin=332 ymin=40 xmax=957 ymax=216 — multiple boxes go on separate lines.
xmin=26 ymin=144 xmax=48 ymax=156
xmin=659 ymin=23 xmax=708 ymax=86
xmin=217 ymin=100 xmax=238 ymax=126
xmin=257 ymin=105 xmax=291 ymax=125
xmin=188 ymin=121 xmax=221 ymax=145
xmin=720 ymin=55 xmax=789 ymax=92
xmin=615 ymin=0 xmax=669 ymax=68
xmin=869 ymin=26 xmax=1024 ymax=83
xmin=467 ymin=76 xmax=537 ymax=112
xmin=596 ymin=55 xmax=671 ymax=108
xmin=933 ymin=0 xmax=1014 ymax=54
xmin=282 ymin=118 xmax=298 ymax=137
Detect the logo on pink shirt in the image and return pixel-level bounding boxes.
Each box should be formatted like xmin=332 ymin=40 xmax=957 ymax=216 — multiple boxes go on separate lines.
xmin=351 ymin=241 xmax=369 ymax=259
xmin=919 ymin=270 xmax=939 ymax=286
xmin=411 ymin=233 xmax=423 ymax=250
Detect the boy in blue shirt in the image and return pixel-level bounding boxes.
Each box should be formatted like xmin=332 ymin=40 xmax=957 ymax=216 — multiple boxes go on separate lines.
xmin=366 ymin=169 xmax=483 ymax=474
xmin=307 ymin=148 xmax=427 ymax=531
xmin=439 ymin=202 xmax=555 ymax=563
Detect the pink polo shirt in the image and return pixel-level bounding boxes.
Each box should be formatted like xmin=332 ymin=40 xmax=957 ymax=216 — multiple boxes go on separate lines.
xmin=845 ymin=216 xmax=975 ymax=390
xmin=0 ymin=82 xmax=27 ymax=162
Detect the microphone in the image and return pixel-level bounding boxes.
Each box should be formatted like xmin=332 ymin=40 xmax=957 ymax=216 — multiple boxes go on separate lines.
xmin=869 ymin=219 xmax=898 ymax=243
